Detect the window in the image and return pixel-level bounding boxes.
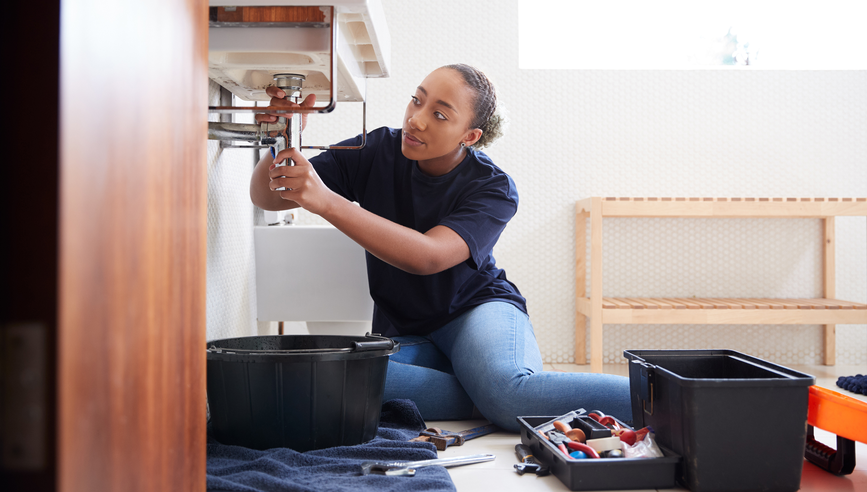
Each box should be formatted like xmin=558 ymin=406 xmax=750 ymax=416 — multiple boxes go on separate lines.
xmin=518 ymin=0 xmax=866 ymax=69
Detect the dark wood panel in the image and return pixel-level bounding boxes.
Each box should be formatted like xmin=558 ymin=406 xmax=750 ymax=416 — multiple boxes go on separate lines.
xmin=2 ymin=2 xmax=60 ymax=491
xmin=211 ymin=6 xmax=326 ymax=23
xmin=58 ymin=0 xmax=208 ymax=491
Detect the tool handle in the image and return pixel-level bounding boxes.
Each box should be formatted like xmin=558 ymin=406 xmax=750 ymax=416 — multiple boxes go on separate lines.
xmin=566 ymin=441 xmax=601 ymax=459
xmin=515 ymin=444 xmax=536 ymax=463
xmin=805 ymin=424 xmax=856 ymax=475
xmin=459 ymin=423 xmax=499 ymax=439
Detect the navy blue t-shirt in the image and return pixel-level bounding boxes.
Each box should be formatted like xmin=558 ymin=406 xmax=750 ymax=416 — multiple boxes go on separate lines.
xmin=309 ymin=127 xmax=527 ymax=337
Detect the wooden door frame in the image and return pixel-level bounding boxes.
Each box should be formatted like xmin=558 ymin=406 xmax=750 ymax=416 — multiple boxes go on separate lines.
xmin=3 ymin=1 xmax=208 ymax=491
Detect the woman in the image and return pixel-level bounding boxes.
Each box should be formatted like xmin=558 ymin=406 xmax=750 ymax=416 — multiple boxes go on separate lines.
xmin=250 ymin=64 xmax=630 ymax=432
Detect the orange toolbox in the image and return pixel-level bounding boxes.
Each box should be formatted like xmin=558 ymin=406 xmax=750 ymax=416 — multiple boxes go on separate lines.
xmin=805 ymin=385 xmax=867 ymax=475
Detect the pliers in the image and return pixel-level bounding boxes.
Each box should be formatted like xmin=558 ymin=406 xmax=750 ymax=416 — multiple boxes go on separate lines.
xmin=546 ymin=431 xmax=600 ymax=459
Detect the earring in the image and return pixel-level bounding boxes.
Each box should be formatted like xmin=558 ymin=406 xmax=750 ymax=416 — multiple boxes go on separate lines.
xmin=460 ymin=142 xmax=466 ymax=148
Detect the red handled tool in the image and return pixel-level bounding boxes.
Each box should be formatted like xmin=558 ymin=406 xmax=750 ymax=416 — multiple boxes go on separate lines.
xmin=546 ymin=431 xmax=572 ymax=457
xmin=588 ymin=411 xmax=622 ymax=430
xmin=566 ymin=441 xmax=601 ymax=459
xmin=547 ymin=431 xmax=600 ymax=459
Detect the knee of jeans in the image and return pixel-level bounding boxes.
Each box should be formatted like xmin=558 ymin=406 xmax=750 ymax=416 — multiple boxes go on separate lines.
xmin=472 ymin=379 xmax=532 ymax=433
xmin=483 ymin=410 xmax=522 ymax=433
xmin=477 ymin=399 xmax=524 ymax=433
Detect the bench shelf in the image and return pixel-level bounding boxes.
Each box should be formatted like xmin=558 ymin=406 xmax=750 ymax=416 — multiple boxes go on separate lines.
xmin=575 ymin=197 xmax=867 ymax=373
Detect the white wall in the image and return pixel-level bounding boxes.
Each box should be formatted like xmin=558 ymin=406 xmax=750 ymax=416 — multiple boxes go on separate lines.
xmin=206 ymin=82 xmax=271 ymax=341
xmin=208 ymin=0 xmax=867 ymax=364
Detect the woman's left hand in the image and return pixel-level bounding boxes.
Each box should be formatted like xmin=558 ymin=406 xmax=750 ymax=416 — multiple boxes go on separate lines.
xmin=269 ymin=148 xmax=337 ymax=216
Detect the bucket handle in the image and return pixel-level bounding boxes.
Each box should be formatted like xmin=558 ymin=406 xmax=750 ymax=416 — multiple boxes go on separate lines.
xmin=207 ymin=334 xmax=396 ymax=355
xmin=207 ymin=345 xmax=353 ymax=355
xmin=354 ymin=334 xmax=395 ymax=352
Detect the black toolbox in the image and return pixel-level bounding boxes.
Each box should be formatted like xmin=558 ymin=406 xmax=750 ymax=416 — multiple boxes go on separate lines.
xmin=624 ymin=349 xmax=815 ymax=492
xmin=518 ymin=415 xmax=681 ymax=490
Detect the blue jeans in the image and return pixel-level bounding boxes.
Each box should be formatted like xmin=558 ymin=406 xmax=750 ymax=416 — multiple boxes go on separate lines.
xmin=382 ymin=301 xmax=631 ymax=433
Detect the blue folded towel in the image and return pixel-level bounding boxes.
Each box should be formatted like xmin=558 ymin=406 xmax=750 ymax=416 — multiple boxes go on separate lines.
xmin=206 ymin=399 xmax=456 ymax=492
xmin=837 ymin=374 xmax=867 ymax=395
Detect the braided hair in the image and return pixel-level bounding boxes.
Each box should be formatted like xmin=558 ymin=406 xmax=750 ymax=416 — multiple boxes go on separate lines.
xmin=443 ymin=64 xmax=505 ymax=150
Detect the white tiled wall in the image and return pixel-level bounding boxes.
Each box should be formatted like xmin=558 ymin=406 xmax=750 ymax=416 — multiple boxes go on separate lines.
xmin=206 ymin=82 xmax=270 ymax=341
xmin=206 ymin=0 xmax=867 ymax=364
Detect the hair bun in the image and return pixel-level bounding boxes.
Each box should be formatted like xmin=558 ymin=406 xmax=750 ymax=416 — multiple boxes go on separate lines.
xmin=443 ymin=64 xmax=504 ymax=149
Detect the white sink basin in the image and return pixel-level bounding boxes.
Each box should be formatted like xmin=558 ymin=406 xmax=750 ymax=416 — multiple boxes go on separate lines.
xmin=208 ymin=0 xmax=391 ymax=102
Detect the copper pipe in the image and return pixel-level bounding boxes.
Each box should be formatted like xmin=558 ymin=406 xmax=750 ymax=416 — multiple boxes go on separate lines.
xmin=302 ymin=83 xmax=367 ymax=151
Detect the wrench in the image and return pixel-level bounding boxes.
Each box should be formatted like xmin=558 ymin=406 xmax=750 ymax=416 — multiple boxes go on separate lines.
xmin=410 ymin=424 xmax=500 ymax=450
xmin=359 ymin=453 xmax=495 ymax=476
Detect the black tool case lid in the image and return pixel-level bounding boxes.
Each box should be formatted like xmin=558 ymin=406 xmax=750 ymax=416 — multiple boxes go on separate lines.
xmin=623 ymin=349 xmax=815 ymax=387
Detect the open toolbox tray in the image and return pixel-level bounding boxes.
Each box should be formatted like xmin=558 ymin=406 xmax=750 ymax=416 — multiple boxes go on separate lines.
xmin=806 ymin=385 xmax=867 ymax=475
xmin=518 ymin=415 xmax=681 ymax=491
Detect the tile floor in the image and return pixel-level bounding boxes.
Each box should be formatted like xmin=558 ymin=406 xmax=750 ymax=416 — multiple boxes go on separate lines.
xmin=426 ymin=363 xmax=867 ymax=492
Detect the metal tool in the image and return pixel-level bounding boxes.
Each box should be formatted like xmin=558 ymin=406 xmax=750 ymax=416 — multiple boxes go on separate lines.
xmin=410 ymin=424 xmax=499 ymax=451
xmin=533 ymin=409 xmax=585 ymax=435
xmin=358 ymin=453 xmax=495 ymax=477
xmin=270 ymin=73 xmax=305 ymax=194
xmin=547 ymin=430 xmax=600 ymax=459
xmin=546 ymin=430 xmax=572 ymax=458
xmin=514 ymin=444 xmax=550 ymax=476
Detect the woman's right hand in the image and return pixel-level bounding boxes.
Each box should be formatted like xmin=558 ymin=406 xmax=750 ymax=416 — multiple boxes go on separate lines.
xmin=255 ymin=86 xmax=317 ymax=131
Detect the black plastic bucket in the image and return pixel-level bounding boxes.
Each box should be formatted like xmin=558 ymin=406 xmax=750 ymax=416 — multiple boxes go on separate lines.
xmin=206 ymin=334 xmax=399 ymax=451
